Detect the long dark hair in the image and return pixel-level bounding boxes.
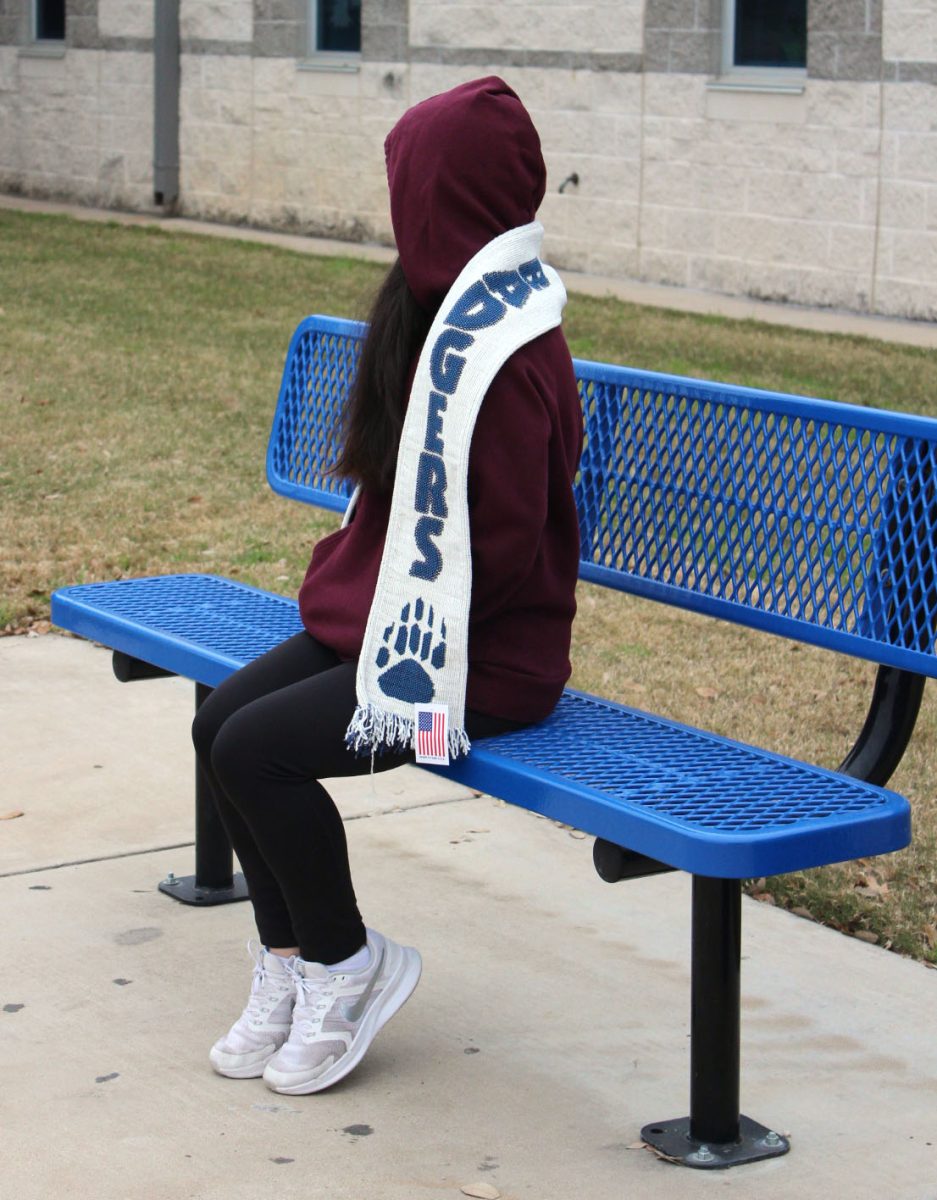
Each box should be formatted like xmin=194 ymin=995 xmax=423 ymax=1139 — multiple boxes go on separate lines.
xmin=332 ymin=259 xmax=435 ymax=494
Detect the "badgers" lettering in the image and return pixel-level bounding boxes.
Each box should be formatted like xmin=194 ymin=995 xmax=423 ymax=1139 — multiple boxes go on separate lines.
xmin=409 ymin=259 xmax=549 ymax=581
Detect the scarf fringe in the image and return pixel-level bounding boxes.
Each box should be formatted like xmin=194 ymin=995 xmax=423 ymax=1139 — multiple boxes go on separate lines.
xmin=448 ymin=726 xmax=472 ymax=759
xmin=345 ymin=703 xmax=471 ymax=761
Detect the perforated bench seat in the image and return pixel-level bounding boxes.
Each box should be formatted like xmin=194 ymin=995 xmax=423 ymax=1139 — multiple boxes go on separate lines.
xmin=53 ymin=574 xmax=304 ymax=688
xmin=52 ymin=573 xmax=910 ymax=881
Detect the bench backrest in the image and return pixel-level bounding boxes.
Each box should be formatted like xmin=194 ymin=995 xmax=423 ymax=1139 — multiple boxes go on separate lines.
xmin=267 ymin=314 xmax=937 ymax=679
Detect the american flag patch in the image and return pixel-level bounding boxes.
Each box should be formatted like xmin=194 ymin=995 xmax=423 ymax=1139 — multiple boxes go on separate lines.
xmin=414 ymin=704 xmax=449 ymax=765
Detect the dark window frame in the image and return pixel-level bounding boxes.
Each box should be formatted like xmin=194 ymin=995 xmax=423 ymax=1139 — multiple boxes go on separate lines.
xmin=721 ymin=0 xmax=807 ymax=82
xmin=33 ymin=0 xmax=65 ymax=42
xmin=307 ymin=0 xmax=362 ymax=59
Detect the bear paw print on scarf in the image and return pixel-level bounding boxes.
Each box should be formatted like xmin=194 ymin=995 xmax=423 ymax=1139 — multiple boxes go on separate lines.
xmin=376 ymin=598 xmax=448 ymax=703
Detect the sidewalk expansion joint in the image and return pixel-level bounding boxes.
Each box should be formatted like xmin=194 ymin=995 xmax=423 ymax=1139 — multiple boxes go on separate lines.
xmin=344 ymin=793 xmax=478 ymax=822
xmin=0 ymin=796 xmax=477 ymax=880
xmin=0 ymin=841 xmax=195 ymax=879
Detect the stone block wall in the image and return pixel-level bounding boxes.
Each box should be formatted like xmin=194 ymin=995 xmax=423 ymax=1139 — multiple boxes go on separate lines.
xmin=634 ymin=77 xmax=886 ymax=311
xmin=884 ymin=0 xmax=937 ymax=62
xmin=178 ymin=53 xmax=404 ymax=240
xmin=623 ymin=0 xmax=937 ymax=317
xmin=98 ymin=1 xmax=153 ymax=40
xmin=180 ymin=1 xmax=254 ymax=44
xmin=878 ymin=1 xmax=937 ymax=317
xmin=1 ymin=1 xmax=936 ymax=319
xmin=0 ymin=0 xmax=155 ymax=208
xmin=409 ymin=1 xmax=644 ymax=56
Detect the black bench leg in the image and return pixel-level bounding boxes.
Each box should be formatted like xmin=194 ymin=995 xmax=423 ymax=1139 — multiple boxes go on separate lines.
xmin=640 ymin=876 xmax=789 ymax=1168
xmin=158 ymin=682 xmax=249 ymax=906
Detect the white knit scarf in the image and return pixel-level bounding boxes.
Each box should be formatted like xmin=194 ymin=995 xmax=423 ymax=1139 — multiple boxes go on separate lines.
xmin=345 ymin=221 xmax=567 ymax=761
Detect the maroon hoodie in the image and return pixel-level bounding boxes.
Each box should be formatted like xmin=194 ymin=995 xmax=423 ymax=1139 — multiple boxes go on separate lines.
xmin=299 ymin=77 xmax=583 ymax=723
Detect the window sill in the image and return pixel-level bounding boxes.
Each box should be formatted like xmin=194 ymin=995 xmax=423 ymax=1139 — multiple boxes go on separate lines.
xmin=18 ymin=42 xmax=66 ymax=59
xmin=706 ymin=79 xmax=807 ymax=124
xmin=297 ymin=52 xmax=361 ymax=74
xmin=708 ymin=70 xmax=806 ymax=96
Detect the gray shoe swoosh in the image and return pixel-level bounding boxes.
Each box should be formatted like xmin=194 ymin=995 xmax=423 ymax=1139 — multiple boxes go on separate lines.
xmin=342 ymin=945 xmax=385 ymax=1024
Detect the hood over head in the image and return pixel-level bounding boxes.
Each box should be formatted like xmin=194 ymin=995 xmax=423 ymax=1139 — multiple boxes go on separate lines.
xmin=384 ymin=76 xmax=547 ymax=313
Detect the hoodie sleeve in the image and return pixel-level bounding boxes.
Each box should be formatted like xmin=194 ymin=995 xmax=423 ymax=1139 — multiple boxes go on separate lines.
xmin=466 ymin=332 xmax=581 ymax=625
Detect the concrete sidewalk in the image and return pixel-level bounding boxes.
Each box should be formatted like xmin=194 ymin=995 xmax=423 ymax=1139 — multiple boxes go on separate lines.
xmin=3 ymin=192 xmax=937 ymax=349
xmin=2 ymin=632 xmax=936 ymax=1200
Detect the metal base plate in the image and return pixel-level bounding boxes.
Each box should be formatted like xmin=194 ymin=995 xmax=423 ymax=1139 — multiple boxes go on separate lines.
xmin=641 ymin=1115 xmax=790 ymax=1168
xmin=158 ymin=873 xmax=250 ymax=906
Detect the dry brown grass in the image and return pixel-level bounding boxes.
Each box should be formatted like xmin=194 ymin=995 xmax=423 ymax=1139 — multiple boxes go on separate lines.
xmin=2 ymin=208 xmax=935 ymax=962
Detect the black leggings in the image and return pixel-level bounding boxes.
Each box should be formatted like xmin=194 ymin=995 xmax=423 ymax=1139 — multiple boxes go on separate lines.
xmin=192 ymin=631 xmax=523 ymax=964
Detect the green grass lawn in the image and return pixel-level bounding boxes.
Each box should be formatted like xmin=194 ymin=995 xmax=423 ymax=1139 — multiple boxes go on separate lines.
xmin=2 ymin=207 xmax=936 ymax=964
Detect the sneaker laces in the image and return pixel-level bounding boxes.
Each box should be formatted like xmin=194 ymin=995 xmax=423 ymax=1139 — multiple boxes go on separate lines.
xmin=242 ymin=941 xmax=296 ymax=1023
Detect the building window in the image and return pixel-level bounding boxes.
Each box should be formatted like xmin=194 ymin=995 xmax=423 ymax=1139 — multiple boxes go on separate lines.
xmin=722 ymin=0 xmax=806 ymax=74
xmin=309 ymin=0 xmax=361 ymax=55
xmin=34 ymin=0 xmax=65 ymax=42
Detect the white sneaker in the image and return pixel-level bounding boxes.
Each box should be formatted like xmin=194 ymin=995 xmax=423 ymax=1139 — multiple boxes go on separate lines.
xmin=262 ymin=929 xmax=422 ymax=1095
xmin=209 ymin=942 xmax=297 ymax=1079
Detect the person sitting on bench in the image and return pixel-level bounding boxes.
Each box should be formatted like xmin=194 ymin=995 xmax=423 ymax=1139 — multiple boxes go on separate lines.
xmin=192 ymin=75 xmax=583 ymax=1096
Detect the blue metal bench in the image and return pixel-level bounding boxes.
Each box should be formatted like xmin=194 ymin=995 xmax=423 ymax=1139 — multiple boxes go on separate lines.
xmin=52 ymin=314 xmax=937 ymax=1169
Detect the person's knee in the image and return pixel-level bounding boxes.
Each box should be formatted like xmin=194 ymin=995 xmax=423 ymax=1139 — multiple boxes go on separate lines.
xmin=209 ymin=706 xmax=267 ymax=802
xmin=191 ymin=695 xmax=221 ymax=763
xmin=191 ymin=686 xmax=243 ymax=766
